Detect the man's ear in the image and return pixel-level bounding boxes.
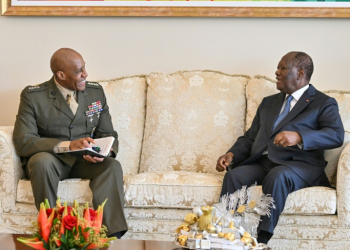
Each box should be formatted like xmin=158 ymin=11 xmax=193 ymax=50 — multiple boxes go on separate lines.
xmin=56 ymin=71 xmax=65 ymax=81
xmin=297 ymin=69 xmax=305 ymax=80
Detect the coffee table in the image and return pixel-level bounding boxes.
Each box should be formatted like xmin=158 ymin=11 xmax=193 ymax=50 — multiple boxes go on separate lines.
xmin=0 ymin=234 xmax=180 ymax=250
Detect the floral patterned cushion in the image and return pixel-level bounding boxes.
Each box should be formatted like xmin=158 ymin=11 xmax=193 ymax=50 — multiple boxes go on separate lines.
xmin=0 ymin=126 xmax=24 ymax=214
xmin=245 ymin=76 xmax=279 ymax=131
xmin=277 ymin=214 xmax=338 ymax=227
xmin=246 ymin=77 xmax=350 ymax=187
xmin=324 ymin=91 xmax=350 ymax=187
xmin=124 ymin=171 xmax=336 ymax=214
xmin=124 ymin=171 xmax=224 ymax=208
xmin=283 ymin=187 xmax=336 ymax=215
xmin=250 ymin=186 xmax=336 ymax=215
xmin=269 ymin=239 xmax=350 ymax=250
xmin=16 ymin=176 xmax=336 ymax=215
xmin=16 ymin=179 xmax=92 ymax=205
xmin=325 ymin=91 xmax=350 ymax=133
xmin=140 ymin=71 xmax=249 ymax=173
xmin=98 ymin=76 xmax=147 ymax=176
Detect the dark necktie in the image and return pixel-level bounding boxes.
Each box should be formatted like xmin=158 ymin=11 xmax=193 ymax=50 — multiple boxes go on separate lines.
xmin=272 ymin=95 xmax=293 ymax=131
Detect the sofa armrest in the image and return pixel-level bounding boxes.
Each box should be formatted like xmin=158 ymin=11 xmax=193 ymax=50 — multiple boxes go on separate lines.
xmin=0 ymin=126 xmax=24 ymax=214
xmin=337 ymin=142 xmax=350 ymax=227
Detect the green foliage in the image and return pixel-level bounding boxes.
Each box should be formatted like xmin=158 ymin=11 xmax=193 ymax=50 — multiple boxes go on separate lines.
xmin=43 ymin=239 xmax=50 ymax=250
xmin=53 ymin=218 xmax=58 ymax=226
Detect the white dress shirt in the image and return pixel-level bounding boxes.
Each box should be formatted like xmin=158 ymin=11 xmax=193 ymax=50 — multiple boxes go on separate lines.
xmin=280 ymin=84 xmax=309 ymax=114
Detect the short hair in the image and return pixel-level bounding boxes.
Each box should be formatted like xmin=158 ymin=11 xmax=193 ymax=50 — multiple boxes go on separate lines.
xmin=291 ymin=52 xmax=314 ymax=81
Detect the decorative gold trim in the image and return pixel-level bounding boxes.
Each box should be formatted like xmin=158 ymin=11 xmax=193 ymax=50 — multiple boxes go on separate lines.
xmin=1 ymin=0 xmax=9 ymax=15
xmin=97 ymin=71 xmax=250 ymax=84
xmin=324 ymin=90 xmax=350 ymax=95
xmin=2 ymin=0 xmax=350 ymax=18
xmin=253 ymin=75 xmax=276 ymax=83
xmin=97 ymin=74 xmax=147 ymax=83
xmin=168 ymin=70 xmax=251 ymax=79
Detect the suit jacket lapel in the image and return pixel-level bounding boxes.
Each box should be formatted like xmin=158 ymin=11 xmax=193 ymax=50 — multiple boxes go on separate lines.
xmin=48 ymin=78 xmax=75 ymax=120
xmin=271 ymin=85 xmax=315 ymax=136
xmin=265 ymin=93 xmax=286 ymax=136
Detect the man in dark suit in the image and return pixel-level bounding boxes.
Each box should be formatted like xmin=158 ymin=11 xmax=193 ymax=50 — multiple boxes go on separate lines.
xmin=13 ymin=48 xmax=127 ymax=238
xmin=216 ymin=51 xmax=344 ymax=244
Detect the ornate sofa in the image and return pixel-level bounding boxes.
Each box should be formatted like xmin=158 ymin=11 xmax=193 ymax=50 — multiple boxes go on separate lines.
xmin=0 ymin=70 xmax=350 ymax=249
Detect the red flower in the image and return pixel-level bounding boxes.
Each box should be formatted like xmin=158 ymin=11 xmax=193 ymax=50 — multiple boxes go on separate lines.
xmin=46 ymin=208 xmax=52 ymax=218
xmin=18 ymin=198 xmax=114 ymax=250
xmin=46 ymin=208 xmax=56 ymax=219
xmin=59 ymin=206 xmax=72 ymax=215
xmin=38 ymin=203 xmax=55 ymax=243
xmin=63 ymin=215 xmax=77 ymax=230
xmin=84 ymin=208 xmax=96 ymax=222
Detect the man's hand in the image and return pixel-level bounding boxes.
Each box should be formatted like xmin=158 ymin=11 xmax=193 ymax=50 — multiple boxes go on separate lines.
xmin=83 ymin=154 xmax=104 ymax=163
xmin=274 ymin=131 xmax=303 ymax=147
xmin=216 ymin=152 xmax=234 ymax=172
xmin=82 ymin=147 xmax=114 ymax=163
xmin=70 ymin=137 xmax=95 ymax=150
xmin=70 ymin=137 xmax=101 ymax=163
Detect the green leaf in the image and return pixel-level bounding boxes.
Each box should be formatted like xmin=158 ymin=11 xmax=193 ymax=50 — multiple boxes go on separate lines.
xmin=60 ymin=233 xmax=67 ymax=244
xmin=79 ymin=235 xmax=86 ymax=243
xmin=36 ymin=234 xmax=44 ymax=241
xmin=49 ymin=240 xmax=56 ymax=250
xmin=44 ymin=199 xmax=50 ymax=209
xmin=83 ymin=227 xmax=90 ymax=232
xmin=78 ymin=225 xmax=84 ymax=238
xmin=42 ymin=239 xmax=50 ymax=250
xmin=33 ymin=232 xmax=41 ymax=239
xmin=53 ymin=218 xmax=58 ymax=225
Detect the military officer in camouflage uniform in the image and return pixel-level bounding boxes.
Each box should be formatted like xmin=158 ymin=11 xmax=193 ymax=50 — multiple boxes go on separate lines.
xmin=13 ymin=48 xmax=127 ymax=238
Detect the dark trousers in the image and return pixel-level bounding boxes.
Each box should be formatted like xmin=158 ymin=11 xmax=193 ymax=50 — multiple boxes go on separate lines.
xmin=26 ymin=152 xmax=128 ymax=236
xmin=220 ymin=155 xmax=310 ymax=235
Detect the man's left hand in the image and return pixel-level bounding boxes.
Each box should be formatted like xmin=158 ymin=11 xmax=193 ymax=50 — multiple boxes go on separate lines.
xmin=83 ymin=155 xmax=104 ymax=163
xmin=83 ymin=148 xmax=113 ymax=163
xmin=274 ymin=131 xmax=303 ymax=147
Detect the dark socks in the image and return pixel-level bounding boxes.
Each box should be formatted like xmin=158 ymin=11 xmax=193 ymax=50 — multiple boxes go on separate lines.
xmin=257 ymin=230 xmax=273 ymax=244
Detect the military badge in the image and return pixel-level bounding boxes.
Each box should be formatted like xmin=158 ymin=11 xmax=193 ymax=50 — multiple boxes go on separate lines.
xmin=85 ymin=101 xmax=103 ymax=123
xmin=28 ymin=86 xmax=40 ymax=90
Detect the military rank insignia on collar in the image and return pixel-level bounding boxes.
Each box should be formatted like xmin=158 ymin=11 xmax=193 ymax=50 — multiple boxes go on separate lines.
xmin=28 ymin=86 xmax=40 ymax=90
xmin=86 ymin=81 xmax=102 ymax=89
xmin=85 ymin=101 xmax=103 ymax=123
xmin=27 ymin=85 xmax=43 ymax=93
xmin=87 ymin=82 xmax=99 ymax=86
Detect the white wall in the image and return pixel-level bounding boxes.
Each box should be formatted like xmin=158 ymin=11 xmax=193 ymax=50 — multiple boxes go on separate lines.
xmin=1 ymin=16 xmax=350 ymax=126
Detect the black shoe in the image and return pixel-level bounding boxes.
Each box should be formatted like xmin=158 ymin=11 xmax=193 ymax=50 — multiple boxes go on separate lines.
xmin=257 ymin=230 xmax=273 ymax=244
xmin=108 ymin=230 xmax=127 ymax=239
xmin=108 ymin=232 xmax=122 ymax=239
